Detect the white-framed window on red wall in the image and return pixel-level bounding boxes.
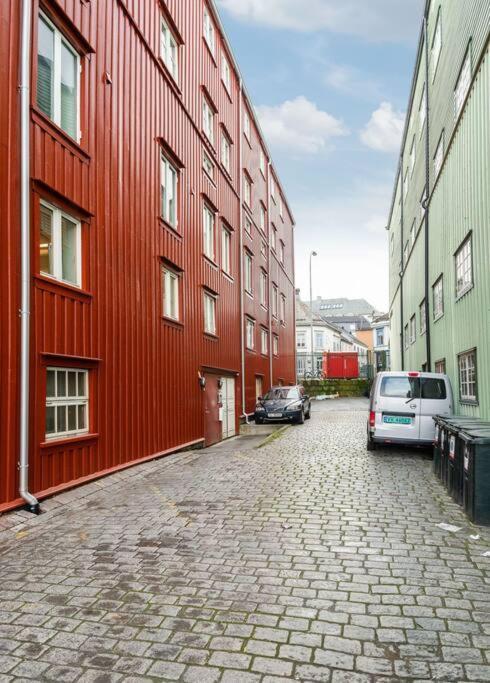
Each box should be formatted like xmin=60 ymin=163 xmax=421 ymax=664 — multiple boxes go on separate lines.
xmin=45 ymin=367 xmax=89 ymax=440
xmin=162 ymin=265 xmax=180 ymax=321
xmin=39 ymin=200 xmax=82 ymax=287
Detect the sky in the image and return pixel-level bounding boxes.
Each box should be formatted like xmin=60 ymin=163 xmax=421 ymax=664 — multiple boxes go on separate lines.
xmin=216 ymin=0 xmax=425 ymax=312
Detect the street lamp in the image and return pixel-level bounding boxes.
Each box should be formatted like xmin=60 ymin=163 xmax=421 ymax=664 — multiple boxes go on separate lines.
xmin=309 ymin=251 xmax=317 ymax=376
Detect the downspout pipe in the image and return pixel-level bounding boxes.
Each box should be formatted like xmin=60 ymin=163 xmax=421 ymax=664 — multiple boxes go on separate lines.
xmin=267 ymin=162 xmax=273 ymax=388
xmin=399 ymin=158 xmax=405 ymax=372
xmin=19 ymin=0 xmax=40 ymax=514
xmin=238 ymin=80 xmax=249 ymax=423
xmin=423 ymin=14 xmax=432 ymax=372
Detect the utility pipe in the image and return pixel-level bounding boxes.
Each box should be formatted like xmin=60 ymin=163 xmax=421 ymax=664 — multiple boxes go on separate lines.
xmin=268 ymin=162 xmax=273 ymax=388
xmin=399 ymin=156 xmax=405 ymax=372
xmin=19 ymin=0 xmax=40 ymax=514
xmin=423 ymin=14 xmax=432 ymax=372
xmin=238 ymin=80 xmax=249 ymax=422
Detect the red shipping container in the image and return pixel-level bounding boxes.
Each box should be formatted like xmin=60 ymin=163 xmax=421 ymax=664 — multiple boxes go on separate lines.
xmin=322 ymin=353 xmax=359 ymax=379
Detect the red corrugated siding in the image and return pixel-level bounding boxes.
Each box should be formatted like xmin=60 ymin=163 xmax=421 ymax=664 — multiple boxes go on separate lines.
xmin=0 ymin=0 xmax=296 ymax=509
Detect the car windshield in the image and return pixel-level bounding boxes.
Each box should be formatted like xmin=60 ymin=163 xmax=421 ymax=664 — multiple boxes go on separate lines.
xmin=380 ymin=376 xmax=419 ymax=399
xmin=264 ymin=388 xmax=300 ymax=400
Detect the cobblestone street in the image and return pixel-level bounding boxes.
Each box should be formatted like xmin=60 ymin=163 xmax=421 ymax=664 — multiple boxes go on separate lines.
xmin=1 ymin=399 xmax=490 ymax=682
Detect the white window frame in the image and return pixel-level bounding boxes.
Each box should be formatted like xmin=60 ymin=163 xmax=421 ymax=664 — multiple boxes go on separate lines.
xmin=458 ymin=349 xmax=477 ymax=403
xmin=279 ymin=240 xmax=285 ymax=264
xmin=419 ymin=82 xmax=426 ymax=137
xmin=272 ymin=284 xmax=278 ymax=318
xmin=221 ymin=227 xmax=231 ymax=275
xmin=273 ymin=335 xmax=278 ymax=356
xmin=244 ymin=216 xmax=252 ymax=236
xmin=260 ymin=149 xmax=266 ymax=177
xmin=45 ymin=367 xmax=89 ymax=440
xmin=404 ymin=323 xmax=409 ymax=349
xmin=403 ymin=168 xmax=408 ymax=199
xmin=314 ymin=330 xmax=324 ymax=351
xmin=203 ymin=8 xmax=215 ymax=56
xmin=203 ymin=204 xmax=215 ymax=260
xmin=37 ymin=11 xmax=81 ymax=142
xmin=431 ymin=8 xmax=442 ymax=81
xmin=259 ymin=204 xmax=266 ymax=232
xmin=261 ymin=328 xmax=268 ymax=355
xmin=246 ymin=318 xmax=255 ymax=350
xmin=455 ymin=235 xmax=473 ymax=299
xmin=243 ymin=174 xmax=252 ymax=207
xmin=279 ymin=195 xmax=284 ymax=219
xmin=420 ymin=300 xmax=427 ymax=334
xmin=244 ymin=110 xmax=251 ymax=141
xmin=410 ymin=219 xmax=416 ymax=248
xmin=410 ymin=137 xmax=416 ymax=177
xmin=161 ymin=153 xmax=178 ymax=228
xmin=454 ymin=46 xmax=472 ymax=119
xmin=160 ymin=16 xmax=178 ymax=82
xmin=259 ymin=269 xmax=267 ymax=308
xmin=39 ymin=200 xmax=82 ymax=287
xmin=270 ymin=176 xmax=276 ymax=203
xmin=433 ymin=276 xmax=444 ymax=320
xmin=260 ymin=240 xmax=267 ymax=258
xmin=204 ymin=291 xmax=216 ymax=335
xmin=409 ymin=315 xmax=416 ymax=344
xmin=221 ymin=54 xmax=231 ymax=93
xmin=162 ymin=266 xmax=180 ymax=321
xmin=244 ymin=251 xmax=253 ymax=295
xmin=271 ymin=226 xmax=277 ymax=252
xmin=434 ymin=131 xmax=444 ymax=178
xmin=203 ymin=151 xmax=215 ymax=181
xmin=280 ymin=294 xmax=286 ymax=323
xmin=202 ymin=96 xmax=215 ymax=145
xmin=297 ymin=331 xmax=306 ymax=349
xmin=221 ymin=131 xmax=231 ymax=173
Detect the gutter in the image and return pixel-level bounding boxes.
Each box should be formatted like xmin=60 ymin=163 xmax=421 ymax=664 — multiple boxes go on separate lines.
xmin=19 ymin=0 xmax=40 ymax=513
xmin=423 ymin=15 xmax=432 ymax=371
xmin=399 ymin=158 xmax=405 ymax=372
xmin=238 ymin=79 xmax=249 ymax=422
xmin=268 ymin=162 xmax=273 ymax=387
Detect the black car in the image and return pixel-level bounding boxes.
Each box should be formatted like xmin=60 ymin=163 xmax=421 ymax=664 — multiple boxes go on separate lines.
xmin=254 ymin=385 xmax=311 ymax=425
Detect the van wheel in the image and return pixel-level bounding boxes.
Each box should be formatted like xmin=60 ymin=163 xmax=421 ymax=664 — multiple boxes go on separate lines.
xmin=367 ymin=433 xmax=377 ymax=451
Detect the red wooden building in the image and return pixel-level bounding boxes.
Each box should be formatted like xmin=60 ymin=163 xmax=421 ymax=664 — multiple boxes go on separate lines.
xmin=0 ymin=0 xmax=296 ymax=512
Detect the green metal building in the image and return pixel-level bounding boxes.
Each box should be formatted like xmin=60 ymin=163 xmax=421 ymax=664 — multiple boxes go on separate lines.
xmin=388 ymin=0 xmax=490 ymax=418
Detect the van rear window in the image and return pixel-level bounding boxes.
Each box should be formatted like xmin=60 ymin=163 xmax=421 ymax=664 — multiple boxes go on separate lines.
xmin=380 ymin=376 xmax=418 ymax=399
xmin=421 ymin=378 xmax=447 ymax=399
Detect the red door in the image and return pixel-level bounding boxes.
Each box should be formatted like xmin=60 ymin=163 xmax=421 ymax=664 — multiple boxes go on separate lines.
xmin=204 ymin=374 xmax=222 ymax=447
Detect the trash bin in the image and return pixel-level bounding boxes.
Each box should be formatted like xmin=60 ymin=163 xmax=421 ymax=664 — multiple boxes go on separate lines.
xmin=439 ymin=420 xmax=451 ymax=488
xmin=433 ymin=416 xmax=447 ymax=480
xmin=445 ymin=419 xmax=490 ymax=505
xmin=461 ymin=427 xmax=490 ymax=526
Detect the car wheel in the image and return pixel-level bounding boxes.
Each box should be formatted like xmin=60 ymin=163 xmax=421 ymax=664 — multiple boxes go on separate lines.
xmin=305 ymin=407 xmax=311 ymax=420
xmin=367 ymin=431 xmax=377 ymax=451
xmin=296 ymin=409 xmax=305 ymax=425
xmin=255 ymin=417 xmax=264 ymax=425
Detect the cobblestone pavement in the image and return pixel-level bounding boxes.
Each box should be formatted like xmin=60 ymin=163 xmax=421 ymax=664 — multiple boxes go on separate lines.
xmin=1 ymin=399 xmax=490 ymax=683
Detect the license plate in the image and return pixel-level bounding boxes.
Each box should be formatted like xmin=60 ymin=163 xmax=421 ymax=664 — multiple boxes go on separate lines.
xmin=383 ymin=415 xmax=412 ymax=425
xmin=269 ymin=413 xmax=283 ymax=418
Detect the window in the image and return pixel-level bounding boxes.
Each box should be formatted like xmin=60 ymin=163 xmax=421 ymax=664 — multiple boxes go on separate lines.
xmin=202 ymin=96 xmax=214 ymax=144
xmin=280 ymin=294 xmax=286 ymax=323
xmin=161 ymin=153 xmax=178 ymax=228
xmin=260 ymin=204 xmax=266 ymax=232
xmin=271 ymin=225 xmax=277 ymax=252
xmin=37 ymin=12 xmax=80 ymax=141
xmin=221 ymin=227 xmax=231 ymax=275
xmin=314 ymin=331 xmax=324 ymax=350
xmin=390 ymin=233 xmax=394 ymax=256
xmin=204 ymin=292 xmax=216 ymax=335
xmin=162 ymin=267 xmax=179 ymax=321
xmin=261 ymin=328 xmax=268 ymax=355
xmin=260 ymin=149 xmax=266 ymax=176
xmin=404 ymin=323 xmax=409 ymax=349
xmin=458 ymin=349 xmax=477 ymax=403
xmin=244 ymin=110 xmax=251 ymax=140
xmin=403 ymin=169 xmax=408 ymax=199
xmin=297 ymin=331 xmax=306 ymax=349
xmin=409 ymin=315 xmax=416 ymax=344
xmin=259 ymin=269 xmax=267 ymax=308
xmin=271 ymin=177 xmax=276 ymax=203
xmin=244 ymin=216 xmax=252 ymax=236
xmin=435 ymin=359 xmax=446 ymax=374
xmin=421 ymin=378 xmax=447 ymax=399
xmin=381 ymin=375 xmax=417 ymax=399
xmin=279 ymin=240 xmax=285 ymax=264
xmin=243 ymin=174 xmax=252 ymax=207
xmin=246 ymin=318 xmax=255 ymax=350
xmin=403 ymin=241 xmax=409 ymax=267
xmin=160 ymin=17 xmax=178 ymax=81
xmin=221 ymin=54 xmax=231 ymax=92
xmin=273 ymin=335 xmax=278 ymax=356
xmin=420 ymin=300 xmax=427 ymax=334
xmin=203 ymin=204 xmax=215 ymax=260
xmin=279 ymin=195 xmax=284 ymax=219
xmin=431 ymin=8 xmax=442 ymax=80
xmin=410 ymin=219 xmax=416 ymax=247
xmin=203 ymin=8 xmax=215 ymax=55
xmin=272 ymin=284 xmax=278 ymax=318
xmin=244 ymin=251 xmax=253 ymax=295
xmin=39 ymin=201 xmax=81 ymax=286
xmin=420 ymin=188 xmax=426 ymax=225
xmin=203 ymin=152 xmax=215 ymax=181
xmin=410 ymin=137 xmax=416 ymax=177
xmin=376 ymin=328 xmax=384 ymax=347
xmin=221 ymin=132 xmax=231 ymax=173
xmin=260 ymin=240 xmax=267 ymax=258
xmin=45 ymin=368 xmax=88 ymax=440
xmin=419 ymin=83 xmax=427 ymax=135
xmin=433 ymin=276 xmax=444 ymax=319
xmin=455 ymin=47 xmax=471 ymax=118
xmin=455 ymin=235 xmax=473 ymax=298
xmin=434 ymin=131 xmax=444 ymax=178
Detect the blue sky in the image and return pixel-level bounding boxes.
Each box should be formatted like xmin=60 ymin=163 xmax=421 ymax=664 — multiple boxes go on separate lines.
xmin=216 ymin=0 xmax=425 ymax=311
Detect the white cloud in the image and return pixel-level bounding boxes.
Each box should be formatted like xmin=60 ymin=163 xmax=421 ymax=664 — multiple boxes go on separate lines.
xmin=293 ymin=182 xmax=392 ymax=311
xmin=360 ymin=102 xmax=405 ymax=153
xmin=324 ymin=64 xmax=381 ymax=101
xmin=217 ymin=0 xmax=424 ymax=43
xmin=255 ymin=96 xmax=348 ymax=154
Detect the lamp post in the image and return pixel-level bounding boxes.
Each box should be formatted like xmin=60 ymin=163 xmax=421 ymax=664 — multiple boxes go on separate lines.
xmin=309 ymin=251 xmax=317 ymax=375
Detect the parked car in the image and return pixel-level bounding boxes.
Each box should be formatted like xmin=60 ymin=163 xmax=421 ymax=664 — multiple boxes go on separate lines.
xmin=367 ymin=371 xmax=453 ymax=450
xmin=255 ymin=385 xmax=311 ymax=425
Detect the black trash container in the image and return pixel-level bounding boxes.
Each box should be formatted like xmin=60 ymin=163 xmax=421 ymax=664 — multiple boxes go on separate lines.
xmin=433 ymin=416 xmax=447 ymax=480
xmin=446 ymin=419 xmax=490 ymax=505
xmin=461 ymin=428 xmax=490 ymax=526
xmin=439 ymin=421 xmax=452 ymax=487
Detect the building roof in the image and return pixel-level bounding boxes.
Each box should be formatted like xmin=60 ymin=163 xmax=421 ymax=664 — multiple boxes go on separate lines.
xmin=295 ymin=299 xmax=342 ymax=334
xmin=322 ymin=314 xmax=373 ymax=331
xmin=311 ymin=298 xmax=380 ymax=317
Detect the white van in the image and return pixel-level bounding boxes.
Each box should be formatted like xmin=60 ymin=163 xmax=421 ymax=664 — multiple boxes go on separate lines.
xmin=367 ymin=371 xmax=454 ymax=450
